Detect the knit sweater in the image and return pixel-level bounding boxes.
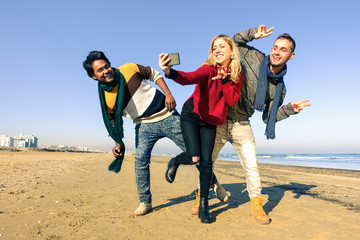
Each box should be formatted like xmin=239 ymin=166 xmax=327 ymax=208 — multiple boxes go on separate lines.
xmin=104 ymin=63 xmax=172 ymax=124
xmin=230 ymin=27 xmax=296 ymax=122
xmin=168 ymin=64 xmax=242 ymax=126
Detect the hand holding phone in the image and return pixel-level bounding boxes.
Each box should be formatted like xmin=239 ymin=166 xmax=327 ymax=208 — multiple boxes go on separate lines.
xmin=166 ymin=53 xmax=180 ymax=66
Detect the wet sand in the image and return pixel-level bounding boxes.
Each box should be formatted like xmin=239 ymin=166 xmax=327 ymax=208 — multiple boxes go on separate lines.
xmin=0 ymin=149 xmax=359 ymax=239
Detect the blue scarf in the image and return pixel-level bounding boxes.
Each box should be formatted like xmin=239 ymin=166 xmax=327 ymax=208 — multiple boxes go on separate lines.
xmin=254 ymin=55 xmax=287 ymax=140
xmin=98 ymin=68 xmax=125 ymax=173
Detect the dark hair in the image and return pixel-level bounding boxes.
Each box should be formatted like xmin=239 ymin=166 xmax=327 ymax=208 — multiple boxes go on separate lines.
xmin=82 ymin=51 xmax=111 ymax=78
xmin=276 ymin=33 xmax=296 ymax=53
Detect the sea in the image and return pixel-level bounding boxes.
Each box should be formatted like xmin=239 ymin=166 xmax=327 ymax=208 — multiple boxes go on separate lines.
xmin=217 ymin=153 xmax=360 ymax=171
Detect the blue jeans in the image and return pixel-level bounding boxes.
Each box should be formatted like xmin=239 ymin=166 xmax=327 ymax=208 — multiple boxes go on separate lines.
xmin=134 ymin=112 xmax=186 ymax=203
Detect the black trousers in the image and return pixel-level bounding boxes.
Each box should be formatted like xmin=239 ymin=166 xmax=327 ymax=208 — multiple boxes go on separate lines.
xmin=181 ymin=99 xmax=216 ymax=200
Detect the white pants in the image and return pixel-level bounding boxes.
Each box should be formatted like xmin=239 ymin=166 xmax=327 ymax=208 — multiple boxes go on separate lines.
xmin=198 ymin=120 xmax=262 ymax=198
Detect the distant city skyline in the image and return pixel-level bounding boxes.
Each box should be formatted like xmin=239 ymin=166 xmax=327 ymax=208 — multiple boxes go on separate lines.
xmin=0 ymin=133 xmax=103 ymax=152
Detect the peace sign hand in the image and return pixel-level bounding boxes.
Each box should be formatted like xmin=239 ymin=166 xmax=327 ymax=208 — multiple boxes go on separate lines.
xmin=291 ymin=99 xmax=311 ymax=113
xmin=255 ymin=25 xmax=274 ymax=39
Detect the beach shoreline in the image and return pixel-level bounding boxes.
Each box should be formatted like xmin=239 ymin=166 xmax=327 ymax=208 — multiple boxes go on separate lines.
xmin=0 ymin=150 xmax=359 ymax=239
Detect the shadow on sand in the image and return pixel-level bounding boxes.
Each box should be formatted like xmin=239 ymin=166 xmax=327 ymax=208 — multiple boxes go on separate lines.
xmin=155 ymin=182 xmax=317 ymax=221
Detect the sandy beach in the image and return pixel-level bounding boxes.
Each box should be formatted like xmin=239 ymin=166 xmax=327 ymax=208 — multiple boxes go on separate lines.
xmin=0 ymin=149 xmax=359 ymax=240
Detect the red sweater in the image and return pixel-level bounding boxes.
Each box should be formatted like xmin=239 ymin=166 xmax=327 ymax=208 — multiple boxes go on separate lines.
xmin=170 ymin=64 xmax=243 ymax=125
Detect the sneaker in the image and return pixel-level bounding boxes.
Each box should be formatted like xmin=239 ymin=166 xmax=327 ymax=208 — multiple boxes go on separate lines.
xmin=134 ymin=202 xmax=152 ymax=216
xmin=250 ymin=197 xmax=271 ymax=224
xmin=214 ymin=182 xmax=229 ymax=202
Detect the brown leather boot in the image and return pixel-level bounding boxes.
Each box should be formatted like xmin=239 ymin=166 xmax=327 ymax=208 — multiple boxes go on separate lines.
xmin=191 ymin=188 xmax=200 ymax=215
xmin=250 ymin=197 xmax=271 ymax=224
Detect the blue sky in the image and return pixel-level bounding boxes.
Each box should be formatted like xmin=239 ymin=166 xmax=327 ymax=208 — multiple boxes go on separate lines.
xmin=1 ymin=0 xmax=359 ymax=154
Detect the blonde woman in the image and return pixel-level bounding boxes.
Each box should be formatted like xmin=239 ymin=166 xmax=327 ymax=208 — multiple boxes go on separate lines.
xmin=159 ymin=35 xmax=243 ymax=223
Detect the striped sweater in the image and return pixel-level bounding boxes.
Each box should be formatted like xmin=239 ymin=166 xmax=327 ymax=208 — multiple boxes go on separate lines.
xmin=230 ymin=27 xmax=296 ymax=122
xmin=104 ymin=63 xmax=172 ymax=124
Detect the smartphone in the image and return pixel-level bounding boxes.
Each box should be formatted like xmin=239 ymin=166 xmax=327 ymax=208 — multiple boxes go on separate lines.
xmin=166 ymin=53 xmax=180 ymax=66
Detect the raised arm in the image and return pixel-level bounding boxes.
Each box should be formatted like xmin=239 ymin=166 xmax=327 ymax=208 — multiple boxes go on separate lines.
xmin=159 ymin=52 xmax=210 ymax=86
xmin=233 ymin=25 xmax=273 ymax=48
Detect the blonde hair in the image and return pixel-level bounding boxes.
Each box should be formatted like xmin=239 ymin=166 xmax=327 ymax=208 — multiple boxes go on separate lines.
xmin=202 ymin=34 xmax=241 ymax=83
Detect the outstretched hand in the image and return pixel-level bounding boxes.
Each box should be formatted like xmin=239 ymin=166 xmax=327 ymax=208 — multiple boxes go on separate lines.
xmin=255 ymin=25 xmax=274 ymax=39
xmin=291 ymin=99 xmax=311 ymax=113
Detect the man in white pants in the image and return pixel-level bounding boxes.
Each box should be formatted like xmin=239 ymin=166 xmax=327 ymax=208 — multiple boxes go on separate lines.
xmin=188 ymin=25 xmax=310 ymax=224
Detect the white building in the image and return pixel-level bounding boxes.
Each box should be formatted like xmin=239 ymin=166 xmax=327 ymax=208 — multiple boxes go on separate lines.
xmin=0 ymin=135 xmax=13 ymax=147
xmin=13 ymin=133 xmax=38 ymax=148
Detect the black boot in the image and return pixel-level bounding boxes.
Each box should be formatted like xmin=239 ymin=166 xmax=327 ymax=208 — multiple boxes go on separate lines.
xmin=198 ymin=197 xmax=212 ymax=224
xmin=165 ymin=158 xmax=178 ymax=183
xmin=165 ymin=152 xmax=192 ymax=183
